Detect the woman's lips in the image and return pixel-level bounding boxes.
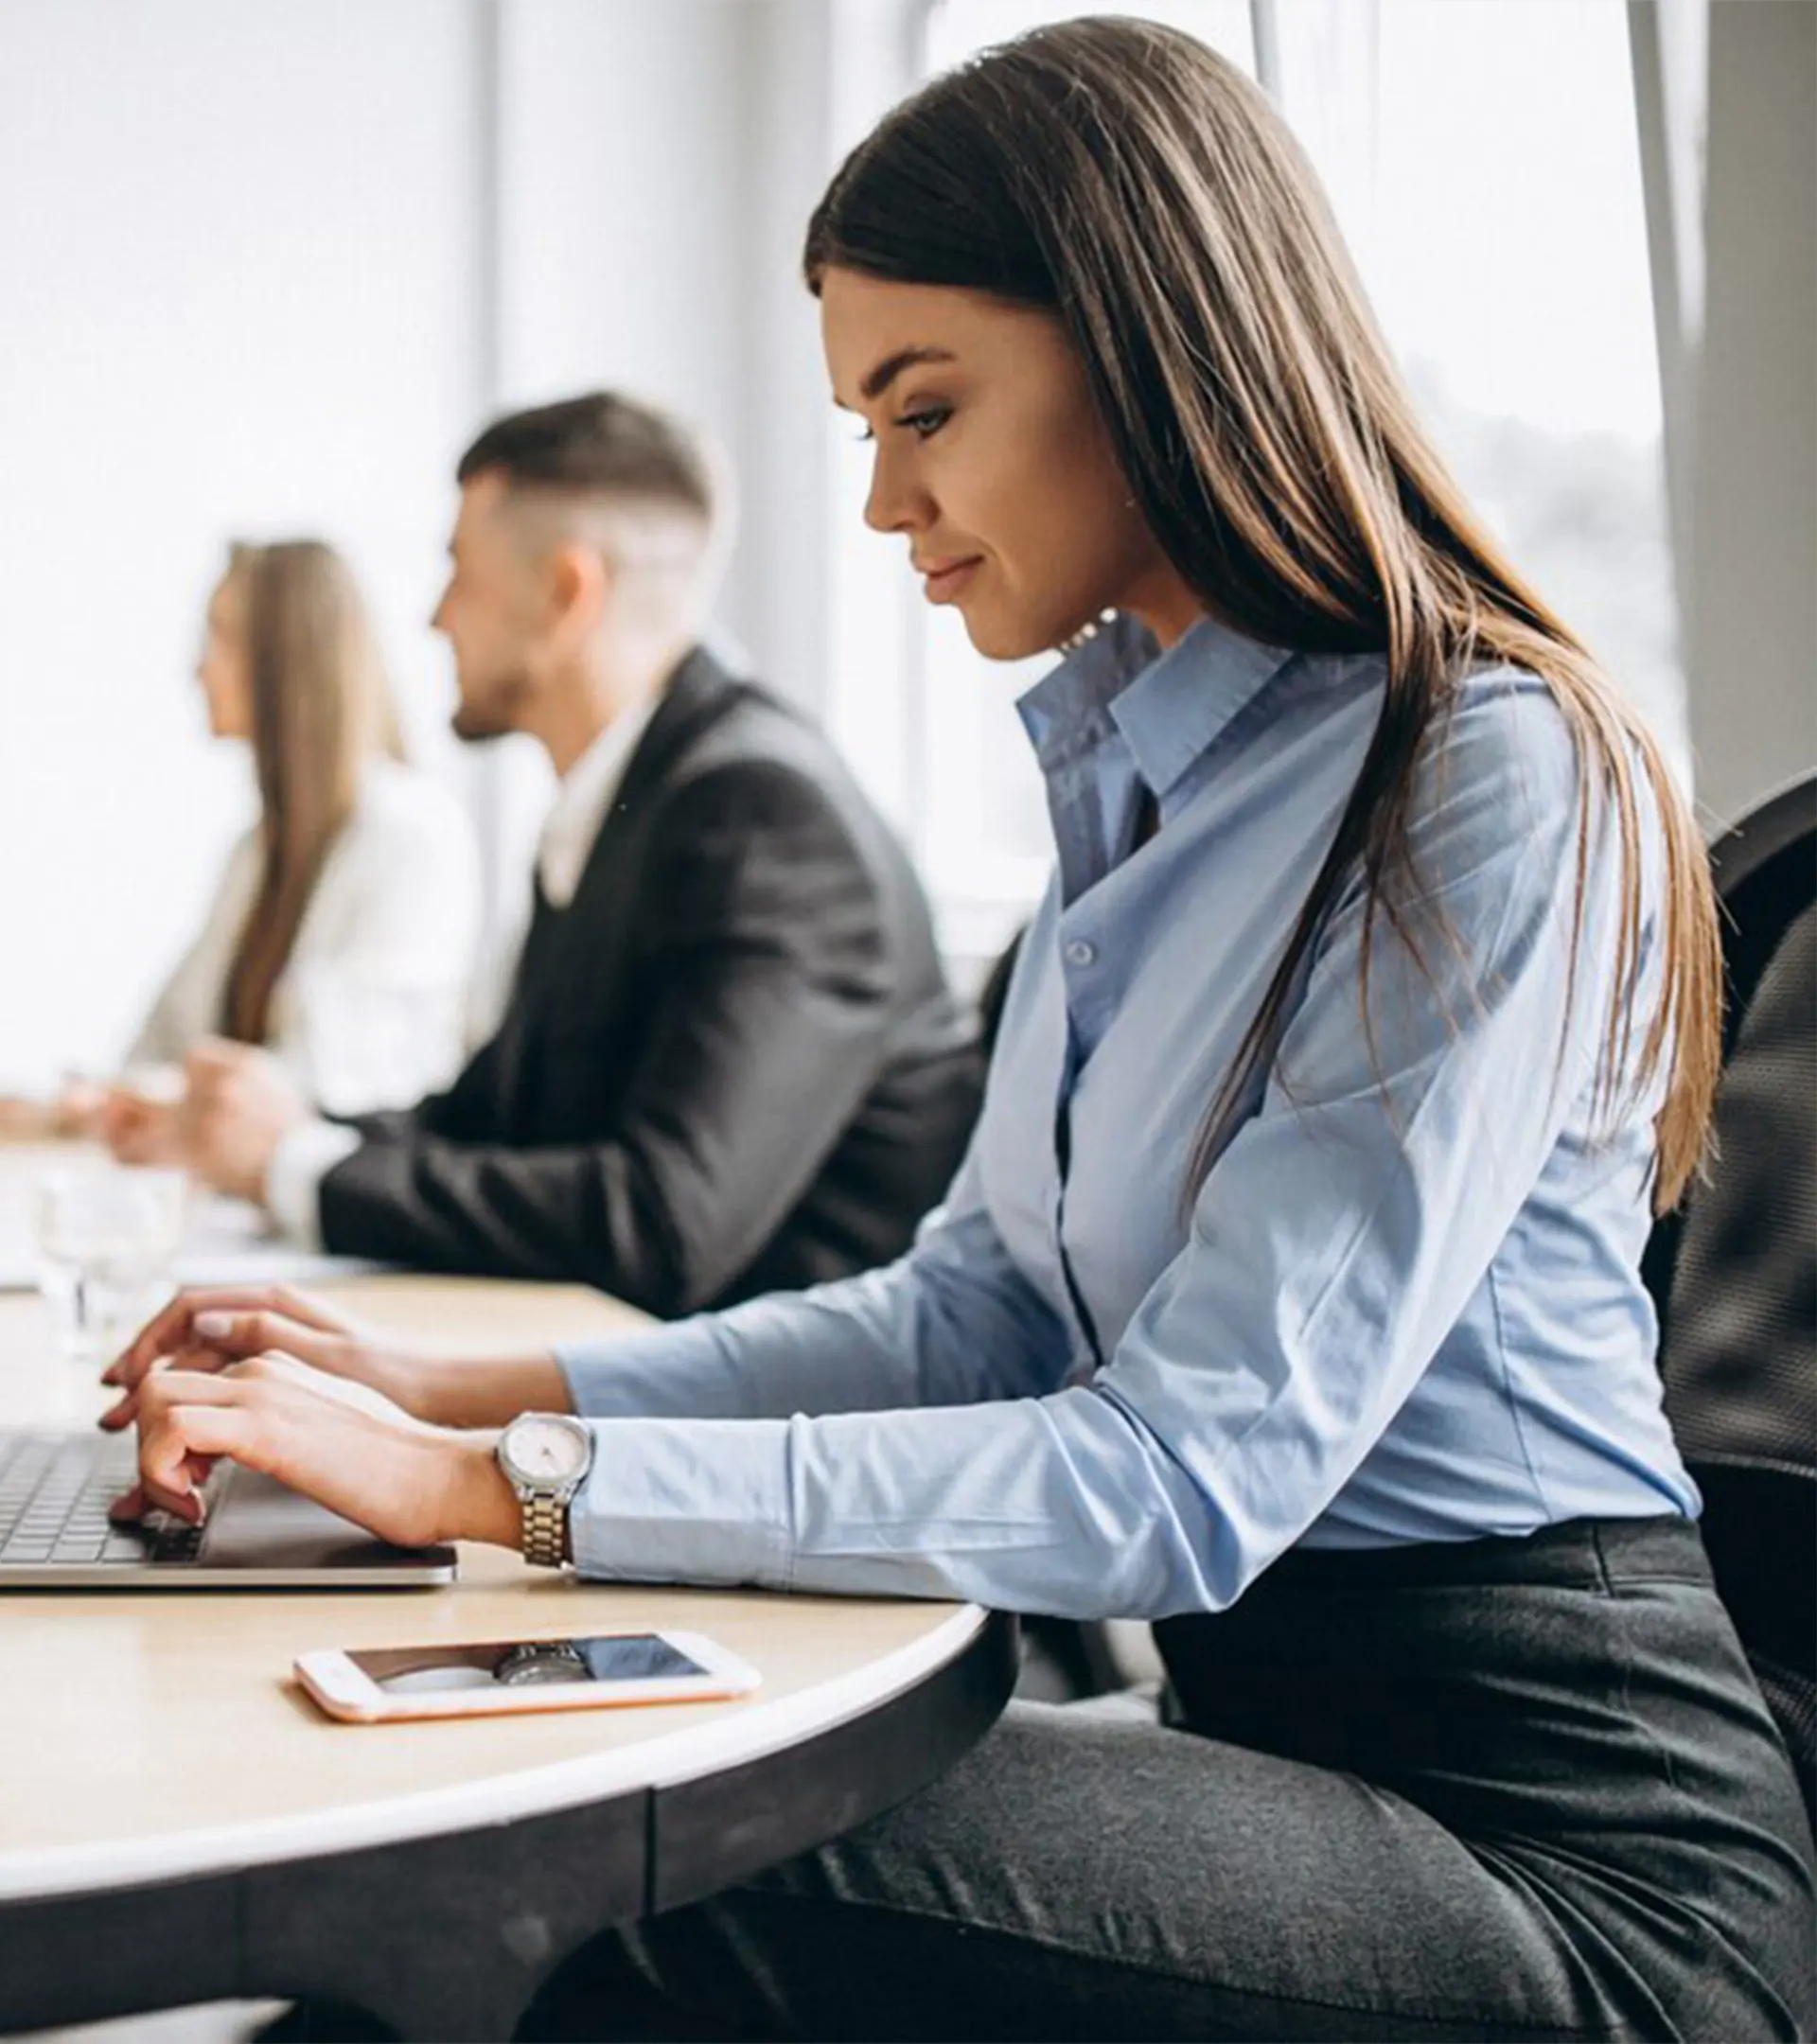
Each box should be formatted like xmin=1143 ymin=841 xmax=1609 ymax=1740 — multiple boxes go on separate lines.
xmin=919 ymin=556 xmax=982 ymax=604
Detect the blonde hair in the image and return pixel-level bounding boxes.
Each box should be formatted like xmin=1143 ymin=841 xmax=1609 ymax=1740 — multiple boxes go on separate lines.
xmin=219 ymin=539 xmax=404 ymax=1046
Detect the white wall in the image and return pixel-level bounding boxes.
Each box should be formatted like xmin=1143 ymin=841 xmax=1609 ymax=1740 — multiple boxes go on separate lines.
xmin=494 ymin=1 xmax=751 ymax=599
xmin=452 ymin=0 xmax=759 ymax=920
xmin=0 ymin=0 xmax=486 ymax=1084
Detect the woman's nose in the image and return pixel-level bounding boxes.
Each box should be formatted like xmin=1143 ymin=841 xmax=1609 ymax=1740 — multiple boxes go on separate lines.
xmin=863 ymin=447 xmax=928 ymax=537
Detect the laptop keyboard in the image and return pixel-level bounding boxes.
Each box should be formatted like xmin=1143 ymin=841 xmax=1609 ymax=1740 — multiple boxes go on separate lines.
xmin=0 ymin=1431 xmax=204 ymax=1566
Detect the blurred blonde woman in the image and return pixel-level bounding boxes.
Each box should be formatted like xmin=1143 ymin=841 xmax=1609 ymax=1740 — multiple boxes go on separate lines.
xmin=98 ymin=539 xmax=479 ymax=1158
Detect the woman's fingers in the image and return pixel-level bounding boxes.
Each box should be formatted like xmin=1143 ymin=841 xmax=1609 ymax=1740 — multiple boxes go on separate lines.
xmin=109 ymin=1450 xmax=221 ymax=1524
xmin=107 ymin=1481 xmax=150 ymax=1524
xmin=189 ymin=1308 xmax=338 ymax=1365
xmin=115 ymin=1366 xmax=266 ymax=1521
xmin=99 ymin=1348 xmax=194 ymax=1430
xmin=248 ymin=1285 xmax=355 ymax=1336
xmin=115 ymin=1353 xmax=459 ymax=1550
xmin=99 ymin=1321 xmax=262 ymax=1425
xmin=104 ymin=1291 xmax=242 ymax=1387
xmin=138 ymin=1409 xmax=255 ymax=1520
xmin=100 ymin=1330 xmax=301 ymax=1428
xmin=111 ymin=1365 xmax=252 ymax=1520
xmin=103 ymin=1285 xmax=351 ymax=1388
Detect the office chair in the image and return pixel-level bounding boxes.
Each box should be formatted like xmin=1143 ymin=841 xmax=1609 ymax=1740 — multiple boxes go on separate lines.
xmin=1647 ymin=772 xmax=1817 ymax=1822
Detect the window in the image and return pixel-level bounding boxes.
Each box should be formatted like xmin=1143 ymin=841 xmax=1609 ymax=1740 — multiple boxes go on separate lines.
xmin=890 ymin=0 xmax=1686 ymax=975
xmin=1354 ymin=0 xmax=1686 ymax=782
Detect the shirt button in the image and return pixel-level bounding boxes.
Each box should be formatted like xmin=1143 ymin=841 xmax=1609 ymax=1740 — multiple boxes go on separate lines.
xmin=1065 ymin=939 xmax=1097 ymax=967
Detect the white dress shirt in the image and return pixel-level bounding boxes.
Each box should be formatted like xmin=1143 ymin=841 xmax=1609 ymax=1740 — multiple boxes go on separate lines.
xmin=535 ymin=688 xmax=663 ymax=909
xmin=132 ymin=757 xmax=480 ymax=1112
xmin=268 ymin=691 xmax=665 ymax=1246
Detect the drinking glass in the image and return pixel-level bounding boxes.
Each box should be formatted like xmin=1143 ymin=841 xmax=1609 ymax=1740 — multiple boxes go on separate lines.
xmin=34 ymin=1166 xmax=186 ymax=1367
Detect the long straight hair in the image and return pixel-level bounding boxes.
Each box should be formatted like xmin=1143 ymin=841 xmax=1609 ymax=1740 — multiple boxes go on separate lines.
xmin=219 ymin=540 xmax=403 ymax=1046
xmin=804 ymin=16 xmax=1719 ymax=1211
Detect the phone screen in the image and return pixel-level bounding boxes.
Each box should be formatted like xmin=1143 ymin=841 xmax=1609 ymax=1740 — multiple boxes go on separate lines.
xmin=346 ymin=1633 xmax=710 ymax=1696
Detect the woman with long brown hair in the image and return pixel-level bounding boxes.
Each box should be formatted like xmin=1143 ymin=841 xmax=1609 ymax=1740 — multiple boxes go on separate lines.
xmin=109 ymin=21 xmax=1811 ymax=2035
xmin=97 ymin=538 xmax=478 ymax=1151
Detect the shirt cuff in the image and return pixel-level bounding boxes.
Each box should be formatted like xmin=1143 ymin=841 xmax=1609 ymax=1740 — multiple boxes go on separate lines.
xmin=266 ymin=1119 xmax=362 ymax=1247
xmin=567 ymin=1417 xmax=797 ymax=1589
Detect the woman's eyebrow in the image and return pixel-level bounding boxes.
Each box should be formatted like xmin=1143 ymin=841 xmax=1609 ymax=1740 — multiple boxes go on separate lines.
xmin=859 ymin=345 xmax=958 ymax=402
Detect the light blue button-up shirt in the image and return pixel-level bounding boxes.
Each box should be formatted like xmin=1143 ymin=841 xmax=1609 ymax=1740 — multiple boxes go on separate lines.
xmin=557 ymin=615 xmax=1697 ymax=1618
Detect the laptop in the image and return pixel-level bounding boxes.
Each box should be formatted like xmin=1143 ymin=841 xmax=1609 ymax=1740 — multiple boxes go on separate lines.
xmin=0 ymin=1427 xmax=457 ymax=1588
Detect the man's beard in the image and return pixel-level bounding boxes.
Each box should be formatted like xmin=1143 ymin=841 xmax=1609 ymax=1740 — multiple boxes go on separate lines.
xmin=450 ymin=665 xmax=534 ymax=744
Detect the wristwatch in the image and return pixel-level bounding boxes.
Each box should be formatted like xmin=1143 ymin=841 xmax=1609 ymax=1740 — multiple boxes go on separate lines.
xmin=496 ymin=1413 xmax=595 ymax=1568
xmin=495 ymin=1640 xmax=590 ymax=1686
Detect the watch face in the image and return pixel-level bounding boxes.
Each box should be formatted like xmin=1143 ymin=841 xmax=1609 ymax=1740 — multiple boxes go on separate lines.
xmin=503 ymin=1415 xmax=590 ymax=1487
xmin=496 ymin=1644 xmax=589 ymax=1687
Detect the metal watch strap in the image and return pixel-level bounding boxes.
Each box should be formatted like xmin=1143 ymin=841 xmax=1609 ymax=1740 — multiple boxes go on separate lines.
xmin=520 ymin=1490 xmax=569 ymax=1569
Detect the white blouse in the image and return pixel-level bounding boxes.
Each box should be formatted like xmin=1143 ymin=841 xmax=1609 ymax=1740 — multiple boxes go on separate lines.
xmin=129 ymin=758 xmax=482 ymax=1115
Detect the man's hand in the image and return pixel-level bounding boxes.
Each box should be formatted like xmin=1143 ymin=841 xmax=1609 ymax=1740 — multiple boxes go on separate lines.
xmin=109 ymin=1352 xmax=522 ymax=1552
xmin=179 ymin=1040 xmax=308 ymax=1202
xmin=100 ymin=1093 xmax=184 ymax=1166
xmin=101 ymin=1283 xmax=434 ymax=1426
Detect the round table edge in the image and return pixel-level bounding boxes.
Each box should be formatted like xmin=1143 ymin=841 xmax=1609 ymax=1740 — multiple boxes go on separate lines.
xmin=0 ymin=1601 xmax=997 ymax=1905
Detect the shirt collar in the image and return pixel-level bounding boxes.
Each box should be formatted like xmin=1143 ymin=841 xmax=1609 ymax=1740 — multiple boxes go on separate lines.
xmin=1017 ymin=611 xmax=1295 ymax=800
xmin=537 ymin=682 xmax=668 ymax=909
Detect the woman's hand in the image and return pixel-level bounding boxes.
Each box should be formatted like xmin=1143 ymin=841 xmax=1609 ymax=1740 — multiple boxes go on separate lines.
xmin=0 ymin=1084 xmax=109 ymax=1139
xmin=0 ymin=1096 xmax=61 ymax=1139
xmin=109 ymin=1351 xmax=521 ymax=1551
xmin=102 ymin=1284 xmax=576 ymax=1432
xmin=101 ymin=1284 xmax=434 ymax=1428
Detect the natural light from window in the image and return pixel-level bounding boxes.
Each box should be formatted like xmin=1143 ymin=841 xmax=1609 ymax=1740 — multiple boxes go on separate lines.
xmin=885 ymin=0 xmax=1685 ymax=967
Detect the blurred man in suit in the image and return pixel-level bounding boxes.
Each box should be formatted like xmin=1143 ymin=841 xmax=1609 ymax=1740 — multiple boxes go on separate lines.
xmin=179 ymin=391 xmax=981 ymax=1314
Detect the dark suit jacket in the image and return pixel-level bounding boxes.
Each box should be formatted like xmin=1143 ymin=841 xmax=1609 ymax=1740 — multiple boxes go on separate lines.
xmin=318 ymin=647 xmax=983 ymax=1314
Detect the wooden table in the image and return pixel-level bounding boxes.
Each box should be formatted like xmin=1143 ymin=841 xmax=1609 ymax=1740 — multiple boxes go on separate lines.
xmin=0 ymin=1265 xmax=1014 ymax=2038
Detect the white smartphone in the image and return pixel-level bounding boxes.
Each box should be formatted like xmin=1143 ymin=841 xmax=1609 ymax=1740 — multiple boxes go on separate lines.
xmin=294 ymin=1629 xmax=761 ymax=1724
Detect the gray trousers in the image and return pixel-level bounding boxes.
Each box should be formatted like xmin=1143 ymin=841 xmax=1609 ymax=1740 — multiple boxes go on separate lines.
xmin=520 ymin=1522 xmax=1816 ymax=2041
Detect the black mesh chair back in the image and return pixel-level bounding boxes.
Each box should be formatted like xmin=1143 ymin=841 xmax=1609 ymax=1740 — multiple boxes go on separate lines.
xmin=1649 ymin=773 xmax=1816 ymax=1820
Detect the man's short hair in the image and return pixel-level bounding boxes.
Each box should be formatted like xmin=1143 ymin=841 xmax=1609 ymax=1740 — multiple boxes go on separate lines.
xmin=456 ymin=391 xmax=719 ymax=530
